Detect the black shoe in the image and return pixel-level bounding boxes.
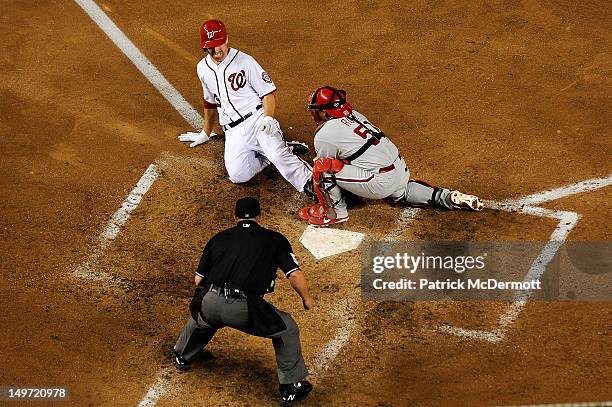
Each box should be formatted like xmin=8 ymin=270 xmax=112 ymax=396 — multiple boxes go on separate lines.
xmin=287 ymin=141 xmax=309 ymax=156
xmin=279 ymin=380 xmax=312 ymax=406
xmin=172 ymin=350 xmax=190 ymax=371
xmin=175 ymin=356 xmax=190 ymax=371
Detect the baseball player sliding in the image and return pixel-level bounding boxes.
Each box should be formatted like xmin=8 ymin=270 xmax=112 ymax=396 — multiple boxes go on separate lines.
xmin=299 ymin=86 xmax=483 ymax=227
xmin=179 ymin=19 xmax=313 ymax=194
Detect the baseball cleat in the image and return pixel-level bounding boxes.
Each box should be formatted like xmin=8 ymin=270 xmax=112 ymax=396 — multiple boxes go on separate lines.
xmin=298 ymin=204 xmax=324 ymax=220
xmin=298 ymin=204 xmax=348 ymax=226
xmin=173 ymin=353 xmax=190 ymax=371
xmin=307 ymin=215 xmax=349 ymax=227
xmin=287 ymin=140 xmax=309 ymax=156
xmin=280 ymin=380 xmax=313 ymax=406
xmin=449 ymin=191 xmax=484 ymax=211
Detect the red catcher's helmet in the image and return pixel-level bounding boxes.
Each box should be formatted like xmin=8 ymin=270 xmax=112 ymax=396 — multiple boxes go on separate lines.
xmin=200 ymin=19 xmax=227 ymax=49
xmin=307 ymin=86 xmax=353 ymax=124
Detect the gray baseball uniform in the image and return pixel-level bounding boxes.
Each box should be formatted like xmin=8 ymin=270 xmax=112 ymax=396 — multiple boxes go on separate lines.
xmin=314 ymin=110 xmax=456 ymax=217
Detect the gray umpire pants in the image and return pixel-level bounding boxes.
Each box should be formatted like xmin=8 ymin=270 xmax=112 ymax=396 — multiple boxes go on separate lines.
xmin=173 ymin=290 xmax=309 ymax=384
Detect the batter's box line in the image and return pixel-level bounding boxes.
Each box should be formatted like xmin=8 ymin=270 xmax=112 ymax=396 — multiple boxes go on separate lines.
xmin=71 ymin=155 xmax=219 ymax=284
xmin=435 ymin=173 xmax=612 ymax=343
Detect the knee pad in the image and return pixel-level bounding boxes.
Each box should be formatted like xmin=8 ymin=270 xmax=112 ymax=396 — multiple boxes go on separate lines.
xmin=310 ymin=157 xmax=344 ymax=214
xmin=313 ymin=157 xmax=344 ymax=178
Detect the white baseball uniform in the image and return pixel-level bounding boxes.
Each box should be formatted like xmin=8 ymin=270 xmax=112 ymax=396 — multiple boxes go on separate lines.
xmin=314 ymin=110 xmax=455 ymax=217
xmin=197 ymin=48 xmax=312 ymax=190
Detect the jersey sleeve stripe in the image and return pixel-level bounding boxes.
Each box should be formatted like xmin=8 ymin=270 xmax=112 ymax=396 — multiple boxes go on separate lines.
xmin=203 ymin=99 xmax=219 ymax=109
xmin=284 ymin=268 xmax=299 ymax=277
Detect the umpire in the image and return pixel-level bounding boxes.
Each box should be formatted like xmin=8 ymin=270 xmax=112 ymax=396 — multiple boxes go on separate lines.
xmin=173 ymin=197 xmax=314 ymax=406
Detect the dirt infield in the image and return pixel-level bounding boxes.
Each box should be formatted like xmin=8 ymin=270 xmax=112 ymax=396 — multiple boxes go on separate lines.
xmin=1 ymin=1 xmax=610 ymax=406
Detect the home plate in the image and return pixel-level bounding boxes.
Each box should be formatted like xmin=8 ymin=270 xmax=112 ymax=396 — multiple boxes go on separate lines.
xmin=299 ymin=225 xmax=365 ymax=260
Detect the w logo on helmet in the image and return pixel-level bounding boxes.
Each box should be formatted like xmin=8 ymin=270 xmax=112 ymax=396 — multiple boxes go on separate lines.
xmin=206 ymin=29 xmax=221 ymax=39
xmin=200 ymin=19 xmax=227 ymax=49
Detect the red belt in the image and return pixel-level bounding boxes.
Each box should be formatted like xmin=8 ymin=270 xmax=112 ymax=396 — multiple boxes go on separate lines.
xmin=379 ymin=163 xmax=395 ymax=173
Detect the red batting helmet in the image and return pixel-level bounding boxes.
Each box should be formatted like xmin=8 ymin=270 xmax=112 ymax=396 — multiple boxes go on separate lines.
xmin=307 ymin=86 xmax=353 ymax=124
xmin=200 ymin=19 xmax=227 ymax=49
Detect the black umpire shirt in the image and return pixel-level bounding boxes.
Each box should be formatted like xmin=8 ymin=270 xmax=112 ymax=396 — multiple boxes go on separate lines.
xmin=195 ymin=220 xmax=299 ymax=295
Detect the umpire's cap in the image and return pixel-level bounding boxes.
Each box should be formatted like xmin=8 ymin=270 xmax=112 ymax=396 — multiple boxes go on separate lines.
xmin=235 ymin=197 xmax=261 ymax=219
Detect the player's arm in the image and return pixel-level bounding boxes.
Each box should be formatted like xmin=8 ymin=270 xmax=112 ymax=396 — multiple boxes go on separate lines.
xmin=259 ymin=92 xmax=279 ymax=135
xmin=178 ymin=75 xmax=218 ymax=147
xmin=277 ymin=235 xmax=314 ymax=310
xmin=246 ymin=55 xmax=278 ymax=134
xmin=287 ymin=270 xmax=314 ymax=310
xmin=203 ymin=101 xmax=219 ymax=136
xmin=262 ymin=91 xmax=276 ymax=118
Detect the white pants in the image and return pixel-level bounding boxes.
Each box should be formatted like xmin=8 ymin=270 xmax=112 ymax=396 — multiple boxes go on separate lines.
xmin=223 ymin=111 xmax=312 ymax=191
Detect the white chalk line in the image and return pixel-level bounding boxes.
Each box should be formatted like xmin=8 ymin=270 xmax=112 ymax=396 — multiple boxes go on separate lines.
xmin=437 ymin=210 xmax=578 ymax=342
xmin=385 ymin=207 xmax=421 ymax=242
xmin=136 ymin=367 xmax=173 ymax=407
xmin=309 ymin=207 xmax=419 ymax=376
xmin=507 ymin=173 xmax=612 ymax=206
xmin=309 ymin=298 xmax=358 ymax=375
xmin=73 ymin=163 xmax=160 ymax=282
xmin=437 ymin=174 xmax=611 ymax=342
xmin=73 ymin=0 xmax=202 ymax=129
xmin=72 ymin=0 xmax=203 ymax=404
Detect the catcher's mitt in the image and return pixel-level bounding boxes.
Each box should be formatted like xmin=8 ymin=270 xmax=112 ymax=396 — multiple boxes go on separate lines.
xmin=287 ymin=141 xmax=309 ymax=156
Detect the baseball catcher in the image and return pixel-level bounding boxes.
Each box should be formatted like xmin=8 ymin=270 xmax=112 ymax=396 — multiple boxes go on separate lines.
xmin=299 ymin=86 xmax=483 ymax=226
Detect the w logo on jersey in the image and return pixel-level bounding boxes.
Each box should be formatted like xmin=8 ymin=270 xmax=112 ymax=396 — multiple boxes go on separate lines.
xmin=228 ymin=70 xmax=247 ymax=91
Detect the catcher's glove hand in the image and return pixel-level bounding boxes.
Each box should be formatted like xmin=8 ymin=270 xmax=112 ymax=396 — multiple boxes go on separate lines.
xmin=287 ymin=140 xmax=309 ymax=156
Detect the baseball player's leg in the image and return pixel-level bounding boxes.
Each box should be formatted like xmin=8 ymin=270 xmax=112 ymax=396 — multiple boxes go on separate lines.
xmin=298 ymin=159 xmax=348 ymax=223
xmin=254 ymin=119 xmax=312 ymax=191
xmin=224 ymin=128 xmax=269 ymax=183
xmin=405 ymin=180 xmax=453 ymax=208
xmin=173 ymin=314 xmax=217 ymax=364
xmin=334 ymin=165 xmax=394 ymax=200
xmin=269 ymin=309 xmax=309 ymax=385
xmin=300 ymin=163 xmax=390 ymax=225
xmin=389 ymin=158 xmax=483 ymax=210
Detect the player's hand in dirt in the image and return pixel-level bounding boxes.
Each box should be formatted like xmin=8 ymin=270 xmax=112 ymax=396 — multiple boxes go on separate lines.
xmin=178 ymin=130 xmax=217 ymax=147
